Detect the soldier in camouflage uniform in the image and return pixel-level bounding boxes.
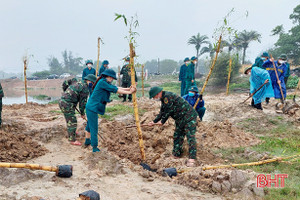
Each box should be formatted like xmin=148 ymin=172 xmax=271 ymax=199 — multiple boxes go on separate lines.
xmin=120 ymin=57 xmax=137 ymax=102
xmin=0 ymin=82 xmax=4 ymax=126
xmin=59 ymin=74 xmax=96 ymax=145
xmin=148 ymin=86 xmax=198 ymax=167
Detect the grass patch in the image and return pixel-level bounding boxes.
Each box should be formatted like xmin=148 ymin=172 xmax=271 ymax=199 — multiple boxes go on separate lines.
xmin=102 ymin=104 xmax=146 ymax=120
xmin=137 ymin=81 xmax=151 ymax=88
xmin=33 ymin=94 xmax=50 ymax=100
xmin=48 ymin=99 xmax=59 ymax=104
xmin=221 ymin=116 xmax=300 ymax=199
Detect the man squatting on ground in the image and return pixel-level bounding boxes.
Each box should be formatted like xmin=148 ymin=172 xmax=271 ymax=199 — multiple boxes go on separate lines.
xmin=148 ymin=86 xmax=198 ymax=167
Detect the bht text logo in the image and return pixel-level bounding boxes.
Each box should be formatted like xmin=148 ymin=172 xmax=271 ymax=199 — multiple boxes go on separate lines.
xmin=257 ymin=174 xmax=288 ymax=188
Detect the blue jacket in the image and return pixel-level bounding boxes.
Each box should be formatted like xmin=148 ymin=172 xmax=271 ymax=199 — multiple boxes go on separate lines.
xmin=262 ymin=60 xmax=286 ymax=99
xmin=179 ymin=64 xmax=188 ymax=81
xmin=182 ymin=93 xmax=204 ymax=110
xmin=86 ymin=78 xmax=118 ymax=115
xmin=250 ymin=67 xmax=274 ymax=104
xmin=82 ymin=67 xmax=96 ymax=80
xmin=99 ymin=64 xmax=108 ymax=75
xmin=185 ymin=62 xmax=195 ymax=80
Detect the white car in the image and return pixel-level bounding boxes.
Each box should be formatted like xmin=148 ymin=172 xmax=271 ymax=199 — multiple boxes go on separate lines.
xmin=60 ymin=73 xmax=71 ymax=79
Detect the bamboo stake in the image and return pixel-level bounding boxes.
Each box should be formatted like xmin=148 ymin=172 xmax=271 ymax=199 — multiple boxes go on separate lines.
xmin=23 ymin=57 xmax=28 ymax=104
xmin=118 ymin=66 xmax=121 ymax=86
xmin=141 ymin=64 xmax=144 ymax=97
xmin=96 ymin=37 xmax=101 ymax=77
xmin=0 ymin=163 xmax=57 ymax=172
xmin=193 ymin=35 xmax=222 ymax=109
xmin=129 ymin=43 xmax=146 ymax=161
xmin=202 ymin=154 xmax=300 ymax=170
xmin=226 ymin=58 xmax=232 ymax=95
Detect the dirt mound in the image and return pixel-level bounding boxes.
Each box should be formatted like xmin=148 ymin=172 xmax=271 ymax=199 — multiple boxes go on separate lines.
xmin=0 ymin=130 xmax=48 ymax=162
xmin=100 ymin=111 xmax=260 ymax=169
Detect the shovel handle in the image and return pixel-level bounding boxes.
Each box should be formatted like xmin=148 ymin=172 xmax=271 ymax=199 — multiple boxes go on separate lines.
xmin=125 ymin=123 xmax=161 ymax=128
xmin=270 ymin=54 xmax=285 ymax=103
xmin=242 ymin=81 xmax=268 ymax=104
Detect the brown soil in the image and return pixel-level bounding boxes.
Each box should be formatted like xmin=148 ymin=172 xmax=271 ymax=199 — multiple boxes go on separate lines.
xmin=0 ymin=130 xmax=48 ymax=162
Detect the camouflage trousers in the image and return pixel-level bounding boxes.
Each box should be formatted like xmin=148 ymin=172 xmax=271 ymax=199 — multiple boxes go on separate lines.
xmin=173 ymin=119 xmax=197 ymax=159
xmin=121 ymin=82 xmax=132 ymax=101
xmin=0 ymin=98 xmax=2 ymax=125
xmin=59 ymin=100 xmax=77 ymax=142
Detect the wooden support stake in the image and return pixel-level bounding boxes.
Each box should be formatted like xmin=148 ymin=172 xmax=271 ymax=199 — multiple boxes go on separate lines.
xmin=129 ymin=43 xmax=146 ymax=161
xmin=194 ymin=35 xmax=222 ymax=109
xmin=96 ymin=37 xmax=101 ymax=77
xmin=226 ymin=58 xmax=232 ymax=95
xmin=23 ymin=57 xmax=28 ymax=104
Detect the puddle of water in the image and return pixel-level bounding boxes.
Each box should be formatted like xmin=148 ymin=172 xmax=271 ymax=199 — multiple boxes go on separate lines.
xmin=2 ymin=95 xmax=59 ymax=105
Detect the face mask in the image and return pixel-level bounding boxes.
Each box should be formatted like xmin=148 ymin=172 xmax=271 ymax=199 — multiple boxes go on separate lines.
xmin=188 ymin=92 xmax=195 ymax=97
xmin=193 ymin=61 xmax=197 ymax=64
xmin=278 ymin=60 xmax=285 ymax=64
xmin=125 ymin=62 xmax=130 ymax=65
xmin=87 ymin=64 xmax=92 ymax=68
xmin=185 ymin=62 xmax=189 ymax=65
xmin=261 ymin=57 xmax=266 ymax=61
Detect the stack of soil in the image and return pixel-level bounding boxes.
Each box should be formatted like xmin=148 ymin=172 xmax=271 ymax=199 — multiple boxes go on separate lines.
xmin=0 ymin=130 xmax=48 ymax=162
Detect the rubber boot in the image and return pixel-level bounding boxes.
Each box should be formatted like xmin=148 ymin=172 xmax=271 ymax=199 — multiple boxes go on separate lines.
xmin=92 ymin=147 xmax=100 ymax=152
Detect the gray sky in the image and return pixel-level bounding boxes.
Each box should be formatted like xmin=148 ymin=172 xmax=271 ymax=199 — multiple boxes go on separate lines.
xmin=0 ymin=0 xmax=299 ymax=73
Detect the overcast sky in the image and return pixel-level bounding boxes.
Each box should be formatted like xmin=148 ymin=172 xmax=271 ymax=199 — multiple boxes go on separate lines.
xmin=0 ymin=0 xmax=299 ymax=73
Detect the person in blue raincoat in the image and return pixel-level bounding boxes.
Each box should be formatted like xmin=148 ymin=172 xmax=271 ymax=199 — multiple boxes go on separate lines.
xmin=244 ymin=66 xmax=274 ymax=110
xmin=251 ymin=57 xmax=264 ymax=69
xmin=84 ymin=69 xmax=136 ymax=152
xmin=82 ymin=60 xmax=96 ymax=95
xmin=179 ymin=57 xmax=189 ymax=96
xmin=99 ymin=60 xmax=109 ymax=75
xmin=184 ymin=56 xmax=197 ymax=95
xmin=279 ymin=54 xmax=290 ymax=85
xmin=262 ymin=57 xmax=287 ymax=100
xmin=183 ymin=86 xmax=206 ymax=121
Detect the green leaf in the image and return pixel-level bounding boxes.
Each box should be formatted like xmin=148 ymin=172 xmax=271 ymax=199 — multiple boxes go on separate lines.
xmin=114 ymin=13 xmax=122 ymax=21
xmin=224 ymin=18 xmax=227 ymax=25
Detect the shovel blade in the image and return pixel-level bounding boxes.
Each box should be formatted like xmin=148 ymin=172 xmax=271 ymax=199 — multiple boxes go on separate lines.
xmin=140 ymin=162 xmax=156 ymax=172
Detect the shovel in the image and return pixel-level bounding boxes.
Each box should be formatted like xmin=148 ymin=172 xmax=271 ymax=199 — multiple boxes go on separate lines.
xmin=270 ymin=55 xmax=285 ymax=105
xmin=163 ymin=167 xmax=194 ymax=178
xmin=126 ymin=122 xmax=162 ymax=172
xmin=0 ymin=162 xmax=72 ymax=177
xmin=242 ymin=81 xmax=268 ymax=104
xmin=75 ymin=107 xmax=104 ymax=141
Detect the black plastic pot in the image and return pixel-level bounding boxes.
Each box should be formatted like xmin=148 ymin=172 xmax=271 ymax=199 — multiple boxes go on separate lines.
xmin=163 ymin=167 xmax=177 ymax=178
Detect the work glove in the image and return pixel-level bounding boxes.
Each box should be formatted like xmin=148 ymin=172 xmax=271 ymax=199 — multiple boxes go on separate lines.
xmin=199 ymin=94 xmax=203 ymax=100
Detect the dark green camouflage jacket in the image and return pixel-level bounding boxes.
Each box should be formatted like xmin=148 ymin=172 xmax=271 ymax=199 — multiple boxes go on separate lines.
xmin=61 ymin=80 xmax=89 ymax=115
xmin=153 ymin=91 xmax=197 ymax=126
xmin=120 ymin=64 xmax=138 ymax=84
xmin=0 ymin=83 xmax=4 ymax=98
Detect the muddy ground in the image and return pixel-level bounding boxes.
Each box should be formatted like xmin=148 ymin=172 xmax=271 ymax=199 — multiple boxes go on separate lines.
xmin=0 ymin=92 xmax=299 ymax=199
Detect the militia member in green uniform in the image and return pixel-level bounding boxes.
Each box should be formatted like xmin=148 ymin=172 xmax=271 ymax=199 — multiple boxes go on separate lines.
xmin=184 ymin=56 xmax=197 ymax=95
xmin=120 ymin=57 xmax=138 ymax=102
xmin=59 ymin=74 xmax=97 ymax=146
xmin=0 ymin=82 xmax=4 ymax=126
xmin=148 ymin=86 xmax=198 ymax=167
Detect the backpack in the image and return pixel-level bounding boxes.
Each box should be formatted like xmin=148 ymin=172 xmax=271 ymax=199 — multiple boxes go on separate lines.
xmin=62 ymin=78 xmax=78 ymax=92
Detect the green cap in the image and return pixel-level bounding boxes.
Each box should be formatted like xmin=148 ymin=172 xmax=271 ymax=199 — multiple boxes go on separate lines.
xmin=85 ymin=60 xmax=93 ymax=65
xmin=102 ymin=60 xmax=109 ymax=65
xmin=279 ymin=54 xmax=287 ymax=60
xmin=84 ymin=74 xmax=97 ymax=83
xmin=184 ymin=57 xmax=190 ymax=62
xmin=261 ymin=52 xmax=269 ymax=58
xmin=188 ymin=86 xmax=199 ymax=93
xmin=125 ymin=57 xmax=130 ymax=61
xmin=149 ymin=86 xmax=163 ymax=99
xmin=191 ymin=56 xmax=197 ymax=61
xmin=102 ymin=69 xmax=117 ymax=80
